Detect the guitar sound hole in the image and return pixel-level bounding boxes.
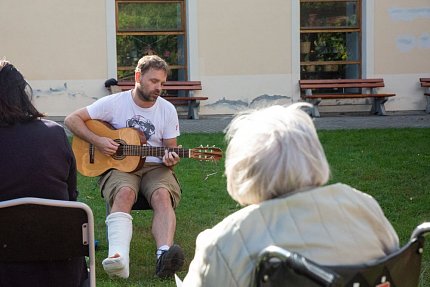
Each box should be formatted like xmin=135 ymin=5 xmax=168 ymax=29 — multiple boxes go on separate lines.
xmin=112 ymin=139 xmax=127 ymax=160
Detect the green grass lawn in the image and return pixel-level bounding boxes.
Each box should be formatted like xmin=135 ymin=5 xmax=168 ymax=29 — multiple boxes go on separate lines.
xmin=76 ymin=128 xmax=430 ymax=286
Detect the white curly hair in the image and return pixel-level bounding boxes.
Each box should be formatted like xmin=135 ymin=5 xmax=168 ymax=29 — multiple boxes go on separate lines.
xmin=224 ymin=103 xmax=330 ymax=206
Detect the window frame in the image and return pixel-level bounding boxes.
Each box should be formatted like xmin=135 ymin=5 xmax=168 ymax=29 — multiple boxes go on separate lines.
xmin=300 ymin=0 xmax=362 ymax=80
xmin=115 ymin=0 xmax=188 ymax=81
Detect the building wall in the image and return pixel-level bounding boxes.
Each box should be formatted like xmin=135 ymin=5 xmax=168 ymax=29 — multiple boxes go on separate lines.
xmin=0 ymin=0 xmax=109 ymax=117
xmin=195 ymin=0 xmax=295 ymax=115
xmin=1 ymin=0 xmax=429 ymax=117
xmin=372 ymin=0 xmax=430 ymax=111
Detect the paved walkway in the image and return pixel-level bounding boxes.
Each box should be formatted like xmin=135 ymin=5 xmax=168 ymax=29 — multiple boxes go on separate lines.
xmin=60 ymin=111 xmax=430 ymax=136
xmin=179 ymin=111 xmax=430 ymax=133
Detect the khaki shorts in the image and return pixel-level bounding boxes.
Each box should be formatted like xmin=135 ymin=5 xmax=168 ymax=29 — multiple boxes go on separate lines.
xmin=99 ymin=163 xmax=181 ymax=209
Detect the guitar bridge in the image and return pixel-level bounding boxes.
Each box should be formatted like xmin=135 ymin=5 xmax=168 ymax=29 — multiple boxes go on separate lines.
xmin=89 ymin=144 xmax=95 ymax=164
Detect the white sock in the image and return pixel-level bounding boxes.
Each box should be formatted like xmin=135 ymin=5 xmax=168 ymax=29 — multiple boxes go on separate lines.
xmin=102 ymin=212 xmax=133 ymax=278
xmin=156 ymin=245 xmax=170 ymax=259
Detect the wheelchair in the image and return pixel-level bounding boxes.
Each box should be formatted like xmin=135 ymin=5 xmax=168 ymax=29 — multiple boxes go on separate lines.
xmin=255 ymin=222 xmax=430 ymax=287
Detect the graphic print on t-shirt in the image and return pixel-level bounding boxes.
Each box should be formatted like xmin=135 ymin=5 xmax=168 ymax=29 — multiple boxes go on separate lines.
xmin=126 ymin=115 xmax=155 ymax=141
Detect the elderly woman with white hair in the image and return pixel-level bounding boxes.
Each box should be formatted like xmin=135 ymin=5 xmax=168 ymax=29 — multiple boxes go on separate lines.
xmin=182 ymin=103 xmax=399 ymax=287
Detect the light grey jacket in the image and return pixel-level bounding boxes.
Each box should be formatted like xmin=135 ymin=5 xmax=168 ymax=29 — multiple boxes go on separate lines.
xmin=182 ymin=183 xmax=399 ymax=287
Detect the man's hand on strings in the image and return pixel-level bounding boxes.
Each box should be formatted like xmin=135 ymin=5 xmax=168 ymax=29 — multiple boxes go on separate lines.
xmin=163 ymin=145 xmax=181 ymax=167
xmin=95 ymin=137 xmax=119 ymax=156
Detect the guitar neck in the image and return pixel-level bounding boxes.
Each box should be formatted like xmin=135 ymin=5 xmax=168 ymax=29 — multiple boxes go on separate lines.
xmin=118 ymin=145 xmax=190 ymax=158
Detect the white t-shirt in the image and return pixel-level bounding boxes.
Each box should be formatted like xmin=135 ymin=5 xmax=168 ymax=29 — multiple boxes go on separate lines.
xmin=86 ymin=90 xmax=180 ymax=163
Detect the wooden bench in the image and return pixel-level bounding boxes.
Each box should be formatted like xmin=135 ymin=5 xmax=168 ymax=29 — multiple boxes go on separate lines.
xmin=299 ymin=78 xmax=396 ymax=117
xmin=419 ymin=78 xmax=430 ymax=113
xmin=105 ymin=80 xmax=208 ymax=119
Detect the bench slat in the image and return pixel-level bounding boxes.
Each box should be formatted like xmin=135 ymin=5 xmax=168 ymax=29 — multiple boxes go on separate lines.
xmin=299 ymin=78 xmax=395 ymax=117
xmin=300 ymin=78 xmax=384 ymax=84
xmin=106 ymin=80 xmax=207 ymax=119
xmin=116 ymin=81 xmax=134 ymax=86
xmin=163 ymin=85 xmax=202 ymax=90
xmin=300 ymin=79 xmax=385 ymax=89
xmin=163 ymin=96 xmax=208 ymax=101
xmin=303 ymin=93 xmax=395 ymax=99
xmin=418 ymin=79 xmax=430 ymax=89
xmin=420 ymin=79 xmax=430 ymax=113
xmin=115 ymin=81 xmax=202 ymax=89
xmin=163 ymin=81 xmax=202 ymax=86
xmin=114 ymin=86 xmax=202 ymax=91
xmin=300 ymin=83 xmax=385 ymax=89
xmin=419 ymin=78 xmax=430 ymax=87
xmin=112 ymin=82 xmax=203 ymax=92
xmin=114 ymin=85 xmax=134 ymax=90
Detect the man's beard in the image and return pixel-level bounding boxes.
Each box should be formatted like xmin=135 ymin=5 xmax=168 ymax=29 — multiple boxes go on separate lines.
xmin=136 ymin=87 xmax=158 ymax=102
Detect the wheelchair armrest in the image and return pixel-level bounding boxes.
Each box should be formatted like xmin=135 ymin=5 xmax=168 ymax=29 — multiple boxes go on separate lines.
xmin=411 ymin=222 xmax=430 ymax=240
xmin=288 ymin=252 xmax=343 ymax=287
xmin=256 ymin=245 xmax=343 ymax=287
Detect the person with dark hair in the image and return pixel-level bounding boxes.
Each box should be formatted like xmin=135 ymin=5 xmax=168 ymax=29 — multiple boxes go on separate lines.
xmin=65 ymin=55 xmax=184 ymax=279
xmin=0 ymin=59 xmax=88 ymax=286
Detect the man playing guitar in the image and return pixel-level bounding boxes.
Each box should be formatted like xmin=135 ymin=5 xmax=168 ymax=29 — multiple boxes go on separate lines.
xmin=65 ymin=55 xmax=184 ymax=279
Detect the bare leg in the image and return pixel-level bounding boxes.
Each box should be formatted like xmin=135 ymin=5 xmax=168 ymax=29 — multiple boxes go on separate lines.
xmin=151 ymin=187 xmax=184 ymax=278
xmin=151 ymin=187 xmax=176 ymax=248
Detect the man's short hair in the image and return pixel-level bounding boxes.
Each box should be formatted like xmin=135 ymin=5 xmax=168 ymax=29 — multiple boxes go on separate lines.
xmin=135 ymin=55 xmax=169 ymax=75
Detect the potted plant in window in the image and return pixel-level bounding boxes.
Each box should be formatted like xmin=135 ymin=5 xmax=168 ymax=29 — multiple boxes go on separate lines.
xmin=314 ymin=33 xmax=328 ymax=59
xmin=314 ymin=33 xmax=347 ymax=72
xmin=347 ymin=14 xmax=357 ymax=27
xmin=301 ymin=34 xmax=312 ymax=54
xmin=300 ymin=51 xmax=314 ymax=72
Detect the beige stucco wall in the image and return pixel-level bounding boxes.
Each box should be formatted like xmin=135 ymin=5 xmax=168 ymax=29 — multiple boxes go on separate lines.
xmin=197 ymin=1 xmax=291 ymax=76
xmin=196 ymin=0 xmax=295 ymax=115
xmin=0 ymin=0 xmax=109 ymax=116
xmin=374 ymin=0 xmax=430 ymax=74
xmin=369 ymin=0 xmax=430 ymax=112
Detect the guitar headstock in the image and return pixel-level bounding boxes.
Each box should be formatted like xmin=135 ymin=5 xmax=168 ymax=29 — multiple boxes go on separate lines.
xmin=190 ymin=146 xmax=223 ymax=161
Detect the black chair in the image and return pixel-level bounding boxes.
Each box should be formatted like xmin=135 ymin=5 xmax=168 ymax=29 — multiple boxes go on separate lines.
xmin=254 ymin=222 xmax=430 ymax=287
xmin=0 ymin=197 xmax=96 ymax=287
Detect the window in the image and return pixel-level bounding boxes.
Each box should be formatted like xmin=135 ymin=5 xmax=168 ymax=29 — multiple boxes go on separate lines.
xmin=115 ymin=0 xmax=187 ymax=81
xmin=300 ymin=0 xmax=361 ymax=79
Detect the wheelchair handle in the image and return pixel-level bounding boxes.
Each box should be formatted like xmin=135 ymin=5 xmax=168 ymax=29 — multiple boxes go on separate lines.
xmin=411 ymin=222 xmax=430 ymax=240
xmin=256 ymin=246 xmax=343 ymax=287
xmin=286 ymin=252 xmax=343 ymax=287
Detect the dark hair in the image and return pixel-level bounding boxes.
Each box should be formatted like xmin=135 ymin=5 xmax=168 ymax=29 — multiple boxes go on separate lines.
xmin=0 ymin=61 xmax=44 ymax=126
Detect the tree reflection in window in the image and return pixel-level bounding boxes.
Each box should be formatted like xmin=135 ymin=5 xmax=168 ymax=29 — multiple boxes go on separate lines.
xmin=116 ymin=1 xmax=187 ymax=81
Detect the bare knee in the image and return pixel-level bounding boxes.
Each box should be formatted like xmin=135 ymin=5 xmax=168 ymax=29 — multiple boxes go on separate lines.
xmin=111 ymin=187 xmax=136 ymax=213
xmin=151 ymin=188 xmax=172 ymax=210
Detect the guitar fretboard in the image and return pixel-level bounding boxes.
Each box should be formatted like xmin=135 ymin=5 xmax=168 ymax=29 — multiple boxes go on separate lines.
xmin=117 ymin=145 xmax=191 ymax=158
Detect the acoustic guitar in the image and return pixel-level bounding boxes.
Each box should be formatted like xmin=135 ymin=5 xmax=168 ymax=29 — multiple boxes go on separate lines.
xmin=72 ymin=120 xmax=223 ymax=177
